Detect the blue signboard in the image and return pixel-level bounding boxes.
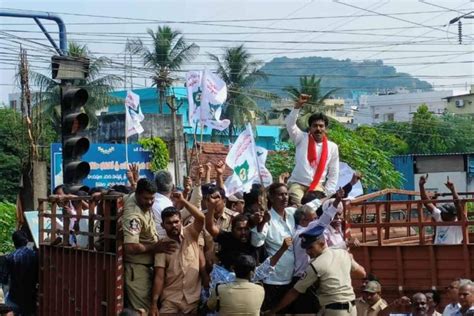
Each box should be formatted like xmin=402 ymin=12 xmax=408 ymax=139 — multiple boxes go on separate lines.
xmin=51 ymin=143 xmax=153 ymax=191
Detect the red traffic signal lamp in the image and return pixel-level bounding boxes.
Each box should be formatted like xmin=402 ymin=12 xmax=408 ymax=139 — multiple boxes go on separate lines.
xmin=61 ymin=86 xmax=90 ymax=192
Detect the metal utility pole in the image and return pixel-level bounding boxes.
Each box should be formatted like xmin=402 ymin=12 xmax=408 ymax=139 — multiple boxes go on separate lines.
xmin=0 ymin=9 xmax=68 ymax=55
xmin=166 ymin=92 xmax=183 ymax=186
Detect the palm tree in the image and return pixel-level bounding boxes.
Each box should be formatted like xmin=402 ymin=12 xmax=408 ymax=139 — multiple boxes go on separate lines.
xmin=283 ymin=75 xmax=337 ymax=130
xmin=209 ymin=45 xmax=274 ymax=141
xmin=30 ymin=42 xmax=122 ymax=134
xmin=127 ymin=26 xmax=199 ymax=113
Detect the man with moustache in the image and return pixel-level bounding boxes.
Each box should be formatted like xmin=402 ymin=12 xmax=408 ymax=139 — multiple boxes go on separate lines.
xmin=122 ymin=179 xmax=178 ymax=314
xmin=286 ymin=94 xmax=340 ymax=205
xmin=150 ymin=191 xmax=205 ymax=315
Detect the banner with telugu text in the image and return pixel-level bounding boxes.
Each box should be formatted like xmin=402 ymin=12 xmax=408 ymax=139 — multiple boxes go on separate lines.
xmin=51 ymin=143 xmax=153 ymax=192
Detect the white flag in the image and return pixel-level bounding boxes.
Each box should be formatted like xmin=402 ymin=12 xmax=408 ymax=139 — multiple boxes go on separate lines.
xmin=125 ymin=90 xmax=144 ymax=137
xmin=186 ymin=69 xmax=230 ymax=131
xmin=186 ymin=71 xmax=203 ymax=126
xmin=254 ymin=146 xmax=273 ymax=187
xmin=224 ymin=124 xmax=261 ymax=196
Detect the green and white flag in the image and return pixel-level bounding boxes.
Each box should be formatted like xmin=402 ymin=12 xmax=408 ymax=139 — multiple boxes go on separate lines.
xmin=225 ymin=124 xmax=271 ymax=195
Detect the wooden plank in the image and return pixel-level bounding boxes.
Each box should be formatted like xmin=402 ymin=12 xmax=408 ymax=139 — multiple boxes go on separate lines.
xmin=385 ymin=193 xmax=392 ymax=240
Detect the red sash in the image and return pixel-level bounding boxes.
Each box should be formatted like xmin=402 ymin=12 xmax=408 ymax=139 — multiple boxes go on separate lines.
xmin=307 ymin=135 xmax=328 ymax=191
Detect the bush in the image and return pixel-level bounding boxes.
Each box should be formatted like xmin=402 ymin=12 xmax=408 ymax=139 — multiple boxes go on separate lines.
xmin=0 ymin=201 xmax=16 ymax=254
xmin=138 ymin=137 xmax=170 ymax=171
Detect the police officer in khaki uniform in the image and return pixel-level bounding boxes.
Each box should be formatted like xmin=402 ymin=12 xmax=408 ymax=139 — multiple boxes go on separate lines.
xmin=207 ymin=254 xmax=264 ymax=316
xmin=268 ymin=224 xmax=366 ymax=315
xmin=123 ymin=178 xmax=177 ymax=314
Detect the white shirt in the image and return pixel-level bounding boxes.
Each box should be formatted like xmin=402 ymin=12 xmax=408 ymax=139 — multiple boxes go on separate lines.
xmin=251 ymin=207 xmax=296 ymax=285
xmin=432 ymin=207 xmax=463 ymax=245
xmin=285 ymin=108 xmax=340 ymax=195
xmin=324 ymin=224 xmax=347 ymax=249
xmin=152 ymin=192 xmax=173 ymax=238
xmin=443 ymin=303 xmax=461 ymax=316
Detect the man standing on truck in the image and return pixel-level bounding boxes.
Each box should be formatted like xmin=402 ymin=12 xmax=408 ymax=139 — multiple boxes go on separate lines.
xmin=285 ymin=94 xmax=340 ymax=205
xmin=123 ymin=178 xmax=178 ymax=314
xmin=419 ymin=175 xmax=466 ymax=244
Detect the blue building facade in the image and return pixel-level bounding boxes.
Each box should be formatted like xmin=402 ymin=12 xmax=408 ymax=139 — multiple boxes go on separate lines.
xmin=106 ymin=87 xmax=283 ymax=150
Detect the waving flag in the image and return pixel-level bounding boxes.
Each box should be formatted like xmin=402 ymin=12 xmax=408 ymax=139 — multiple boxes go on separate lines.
xmin=224 ymin=124 xmax=271 ymax=195
xmin=186 ymin=70 xmax=230 ymax=131
xmin=125 ymin=90 xmax=144 ymax=137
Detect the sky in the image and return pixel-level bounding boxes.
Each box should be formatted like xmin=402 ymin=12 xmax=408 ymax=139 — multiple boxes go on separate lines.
xmin=1 ymin=0 xmax=473 ymax=105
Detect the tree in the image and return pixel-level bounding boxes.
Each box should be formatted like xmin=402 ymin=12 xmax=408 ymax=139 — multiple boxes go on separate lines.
xmin=209 ymin=45 xmax=272 ymax=141
xmin=283 ymin=75 xmax=337 ymax=130
xmin=30 ymin=42 xmax=122 ymax=133
xmin=408 ymin=104 xmax=448 ymax=154
xmin=0 ymin=109 xmax=28 ymax=202
xmin=355 ymin=125 xmax=409 ymax=156
xmin=128 ymin=26 xmax=199 ymax=113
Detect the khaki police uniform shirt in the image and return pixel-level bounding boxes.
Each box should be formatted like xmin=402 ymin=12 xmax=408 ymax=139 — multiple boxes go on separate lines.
xmin=122 ymin=193 xmax=158 ymax=265
xmin=294 ymin=247 xmax=356 ymax=306
xmin=356 ymin=298 xmax=388 ymax=316
xmin=207 ymin=278 xmax=264 ymax=316
xmin=154 ymin=224 xmax=201 ymax=305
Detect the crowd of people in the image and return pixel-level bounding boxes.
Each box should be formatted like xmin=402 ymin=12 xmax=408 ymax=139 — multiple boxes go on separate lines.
xmin=0 ymin=94 xmax=472 ymax=316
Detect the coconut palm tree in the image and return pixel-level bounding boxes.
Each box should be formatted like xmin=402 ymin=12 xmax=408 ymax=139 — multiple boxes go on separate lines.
xmin=209 ymin=45 xmax=274 ymax=141
xmin=127 ymin=26 xmax=199 ymax=113
xmin=30 ymin=42 xmax=122 ymax=134
xmin=283 ymin=75 xmax=338 ymax=130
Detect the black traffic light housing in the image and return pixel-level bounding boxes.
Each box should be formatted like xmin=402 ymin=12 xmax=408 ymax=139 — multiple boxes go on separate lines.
xmin=61 ymin=86 xmax=90 ymax=192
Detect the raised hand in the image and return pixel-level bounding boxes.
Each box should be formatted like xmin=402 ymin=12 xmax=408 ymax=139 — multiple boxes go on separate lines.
xmin=295 ymin=94 xmax=312 ymax=109
xmin=171 ymin=191 xmax=185 ymax=203
xmin=444 ymin=176 xmax=455 ymax=191
xmin=419 ymin=174 xmax=428 ymax=186
xmin=214 ymin=160 xmax=226 ymax=175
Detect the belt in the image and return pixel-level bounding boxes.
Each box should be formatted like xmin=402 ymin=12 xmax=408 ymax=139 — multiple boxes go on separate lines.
xmin=125 ymin=261 xmax=153 ymax=268
xmin=325 ymin=301 xmax=355 ymax=310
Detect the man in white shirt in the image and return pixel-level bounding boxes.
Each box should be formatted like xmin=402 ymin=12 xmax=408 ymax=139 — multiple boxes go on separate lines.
xmin=419 ymin=175 xmax=466 ymax=245
xmin=457 ymin=280 xmax=474 ymax=316
xmin=285 ymin=94 xmax=340 ymax=206
xmin=443 ymin=279 xmax=461 ymax=316
xmin=152 ymin=170 xmax=174 ymax=238
xmin=251 ymin=183 xmax=296 ymax=313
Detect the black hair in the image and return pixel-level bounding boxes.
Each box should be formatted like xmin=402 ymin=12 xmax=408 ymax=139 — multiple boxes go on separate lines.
xmin=308 ymin=112 xmax=329 ymax=127
xmin=425 ymin=289 xmax=441 ymax=306
xmin=365 ymin=273 xmax=379 ymax=283
xmin=135 ymin=178 xmax=157 ymax=195
xmin=231 ymin=214 xmax=249 ymax=230
xmin=53 ymin=184 xmax=66 ymax=195
xmin=89 ymin=187 xmax=107 ymax=195
xmin=205 ymin=184 xmax=226 ymax=200
xmin=161 ymin=206 xmax=181 ymax=222
xmin=111 ymin=185 xmax=133 ymax=195
xmin=12 ymin=230 xmax=29 ymax=248
xmin=233 ymin=254 xmax=256 ymax=279
xmin=267 ymin=182 xmax=287 ymax=208
xmin=243 ymin=184 xmax=262 ymax=212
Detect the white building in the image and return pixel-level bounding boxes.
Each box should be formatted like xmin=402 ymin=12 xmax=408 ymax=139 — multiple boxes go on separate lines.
xmin=353 ymin=90 xmax=452 ymax=126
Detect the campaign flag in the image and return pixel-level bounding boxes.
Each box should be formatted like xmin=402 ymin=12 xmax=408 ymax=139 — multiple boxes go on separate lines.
xmin=186 ymin=70 xmax=230 ymax=131
xmin=186 ymin=71 xmax=203 ymax=126
xmin=224 ymin=124 xmax=272 ymax=195
xmin=125 ymin=90 xmax=144 ymax=137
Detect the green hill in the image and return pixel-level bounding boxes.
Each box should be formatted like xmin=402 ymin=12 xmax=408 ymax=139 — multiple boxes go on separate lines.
xmin=256 ymin=56 xmax=433 ymax=99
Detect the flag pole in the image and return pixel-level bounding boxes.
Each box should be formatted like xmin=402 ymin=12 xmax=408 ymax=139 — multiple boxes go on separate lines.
xmin=125 ymin=104 xmax=129 ymax=165
xmin=248 ymin=122 xmax=268 ymax=211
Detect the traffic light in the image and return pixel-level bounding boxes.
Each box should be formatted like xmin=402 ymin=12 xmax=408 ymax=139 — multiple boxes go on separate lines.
xmin=61 ymin=86 xmax=90 ymax=192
